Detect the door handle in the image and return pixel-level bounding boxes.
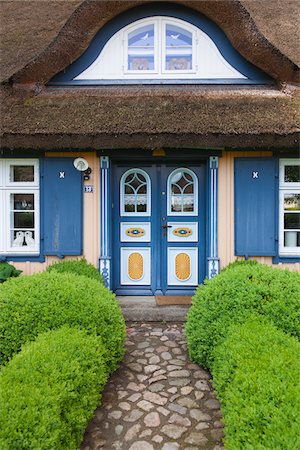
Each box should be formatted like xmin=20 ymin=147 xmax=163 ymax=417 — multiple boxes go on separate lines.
xmin=162 ymin=224 xmax=172 ymax=229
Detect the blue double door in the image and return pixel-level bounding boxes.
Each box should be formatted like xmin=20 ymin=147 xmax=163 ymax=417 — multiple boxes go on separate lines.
xmin=112 ymin=162 xmax=206 ymax=295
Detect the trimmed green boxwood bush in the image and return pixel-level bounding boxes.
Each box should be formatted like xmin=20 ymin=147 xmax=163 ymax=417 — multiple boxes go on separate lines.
xmin=212 ymin=318 xmax=300 ymax=450
xmin=0 ymin=272 xmax=125 ymax=370
xmin=46 ymin=258 xmax=103 ymax=283
xmin=0 ymin=261 xmax=22 ymax=283
xmin=186 ymin=261 xmax=300 ymax=368
xmin=0 ymin=327 xmax=109 ymax=450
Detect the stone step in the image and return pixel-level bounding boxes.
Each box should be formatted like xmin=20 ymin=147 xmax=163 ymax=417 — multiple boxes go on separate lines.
xmin=116 ymin=296 xmax=190 ymax=322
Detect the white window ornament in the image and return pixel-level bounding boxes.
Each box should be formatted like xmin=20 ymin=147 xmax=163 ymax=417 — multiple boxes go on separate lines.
xmin=75 ymin=17 xmax=246 ymax=81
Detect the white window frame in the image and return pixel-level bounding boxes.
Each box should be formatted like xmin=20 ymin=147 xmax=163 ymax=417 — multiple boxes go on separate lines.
xmin=161 ymin=18 xmax=197 ymax=75
xmin=124 ymin=17 xmax=197 ymax=76
xmin=279 ymin=158 xmax=300 ymax=256
xmin=167 ymin=168 xmax=198 ymax=216
xmin=120 ymin=168 xmax=151 ymax=217
xmin=0 ymin=159 xmax=40 ymax=255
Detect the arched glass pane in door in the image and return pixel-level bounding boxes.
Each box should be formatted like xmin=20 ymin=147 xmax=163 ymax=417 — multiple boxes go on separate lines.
xmin=121 ymin=169 xmax=151 ymax=215
xmin=168 ymin=168 xmax=198 ymax=215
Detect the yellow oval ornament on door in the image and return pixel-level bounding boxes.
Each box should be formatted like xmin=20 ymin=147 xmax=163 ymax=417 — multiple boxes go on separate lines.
xmin=173 ymin=227 xmax=193 ymax=237
xmin=126 ymin=227 xmax=145 ymax=238
xmin=128 ymin=252 xmax=144 ymax=280
xmin=175 ymin=253 xmax=191 ymax=281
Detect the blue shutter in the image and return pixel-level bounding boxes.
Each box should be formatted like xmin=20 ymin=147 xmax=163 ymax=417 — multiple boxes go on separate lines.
xmin=43 ymin=158 xmax=83 ymax=256
xmin=235 ymin=158 xmax=277 ymax=256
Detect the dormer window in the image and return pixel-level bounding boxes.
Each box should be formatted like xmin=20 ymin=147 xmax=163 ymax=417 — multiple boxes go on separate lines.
xmin=50 ymin=7 xmax=271 ymax=85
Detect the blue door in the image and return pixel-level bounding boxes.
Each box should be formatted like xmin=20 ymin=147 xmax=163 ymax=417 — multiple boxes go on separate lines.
xmin=112 ymin=162 xmax=206 ymax=295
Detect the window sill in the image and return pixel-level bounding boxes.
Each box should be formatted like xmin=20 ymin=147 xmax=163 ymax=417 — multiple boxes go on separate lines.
xmin=272 ymin=255 xmax=300 ymax=264
xmin=0 ymin=254 xmax=45 ymax=263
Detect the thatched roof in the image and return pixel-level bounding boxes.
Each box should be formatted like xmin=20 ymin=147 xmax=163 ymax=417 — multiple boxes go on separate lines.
xmin=1 ymin=0 xmax=300 ymax=151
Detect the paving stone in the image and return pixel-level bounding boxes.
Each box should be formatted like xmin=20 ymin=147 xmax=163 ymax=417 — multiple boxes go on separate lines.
xmin=149 ymin=355 xmax=160 ymax=364
xmin=148 ymin=375 xmax=167 ymax=384
xmin=129 ymin=441 xmax=154 ymax=450
xmin=169 ymin=369 xmax=190 ymax=377
xmin=169 ymin=378 xmax=191 ymax=387
xmin=161 ymin=351 xmax=172 ymax=360
xmin=153 ymin=369 xmax=167 ymax=377
xmin=123 ymin=409 xmax=144 ymax=422
xmin=169 ymin=359 xmax=185 ymax=366
xmin=156 ymin=346 xmax=169 ymax=353
xmin=187 ymin=363 xmax=200 ymax=370
xmin=184 ymin=432 xmax=209 ymax=446
xmin=144 ymin=412 xmax=161 ymax=427
xmin=195 ymin=380 xmax=210 ymax=391
xmin=143 ymin=391 xmax=168 ymax=405
xmin=172 ymin=347 xmax=182 ymax=355
xmin=117 ymin=390 xmax=128 ymax=400
xmin=193 ymin=369 xmax=211 ymax=380
xmin=112 ymin=441 xmax=122 ymax=449
xmin=205 ymin=399 xmax=221 ymax=410
xmin=138 ymin=342 xmax=150 ymax=349
xmin=127 ymin=393 xmax=142 ymax=402
xmin=168 ymin=413 xmax=191 ymax=427
xmin=144 ymin=365 xmax=161 ymax=374
xmin=145 ymin=347 xmax=154 ymax=353
xmin=164 ymin=340 xmax=177 ymax=348
xmin=136 ymin=359 xmax=147 ymax=365
xmin=152 ymin=434 xmax=163 ymax=443
xmin=161 ymin=424 xmax=187 ymax=439
xmin=177 ymin=397 xmax=198 ymax=409
xmin=167 ymin=365 xmax=182 ymax=371
xmin=125 ymin=424 xmax=141 ymax=441
xmin=168 ymin=403 xmax=187 ymax=415
xmin=139 ymin=430 xmax=152 ymax=438
xmin=169 ymin=393 xmax=180 ymax=402
xmin=127 ymin=382 xmax=145 ymax=392
xmin=148 ymin=382 xmax=165 ymax=393
xmin=108 ymin=410 xmax=122 ymax=420
xmin=190 ymin=409 xmax=212 ymax=421
xmin=162 ymin=443 xmax=180 ymax=450
xmin=181 ymin=386 xmax=194 ymax=395
xmin=137 ymin=400 xmax=154 ymax=411
xmin=195 ymin=391 xmax=205 ymax=400
xmin=195 ymin=422 xmax=210 ymax=431
xmin=127 ymin=363 xmax=143 ymax=372
xmin=157 ymin=406 xmax=170 ymax=416
xmin=167 ymin=387 xmax=178 ymax=394
xmin=119 ymin=402 xmax=131 ymax=411
xmin=115 ymin=425 xmax=123 ymax=436
xmin=160 ymin=336 xmax=168 ymax=341
xmin=137 ymin=374 xmax=148 ymax=382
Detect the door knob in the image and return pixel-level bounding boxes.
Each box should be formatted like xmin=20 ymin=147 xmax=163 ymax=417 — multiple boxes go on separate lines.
xmin=162 ymin=224 xmax=172 ymax=229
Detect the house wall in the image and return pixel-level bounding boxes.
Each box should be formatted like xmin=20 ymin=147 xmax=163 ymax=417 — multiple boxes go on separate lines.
xmin=10 ymin=150 xmax=299 ymax=276
xmin=218 ymin=151 xmax=300 ymax=272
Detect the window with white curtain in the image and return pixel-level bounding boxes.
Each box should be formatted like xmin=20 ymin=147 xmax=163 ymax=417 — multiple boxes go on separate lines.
xmin=279 ymin=159 xmax=300 ymax=256
xmin=0 ymin=159 xmax=40 ymax=255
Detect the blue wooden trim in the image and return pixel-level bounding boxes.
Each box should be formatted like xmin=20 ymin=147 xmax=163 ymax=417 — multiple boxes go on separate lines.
xmin=234 ymin=157 xmax=277 ymax=257
xmin=99 ymin=156 xmax=112 ymax=288
xmin=207 ymin=156 xmax=220 ymax=278
xmin=49 ymin=2 xmax=270 ymax=85
xmin=49 ymin=79 xmax=272 ymax=86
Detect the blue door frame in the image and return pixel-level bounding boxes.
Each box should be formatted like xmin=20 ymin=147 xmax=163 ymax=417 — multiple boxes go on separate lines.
xmin=111 ymin=161 xmax=206 ymax=295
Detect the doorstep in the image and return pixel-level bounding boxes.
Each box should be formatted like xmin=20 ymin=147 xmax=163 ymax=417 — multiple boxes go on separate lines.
xmin=116 ymin=296 xmax=190 ymax=322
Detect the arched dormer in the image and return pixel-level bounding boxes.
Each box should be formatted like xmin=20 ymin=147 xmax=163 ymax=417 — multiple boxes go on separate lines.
xmin=49 ymin=3 xmax=271 ymax=85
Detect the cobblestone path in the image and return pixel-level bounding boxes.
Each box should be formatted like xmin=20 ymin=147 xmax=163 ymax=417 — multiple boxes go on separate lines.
xmin=81 ymin=323 xmax=224 ymax=450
